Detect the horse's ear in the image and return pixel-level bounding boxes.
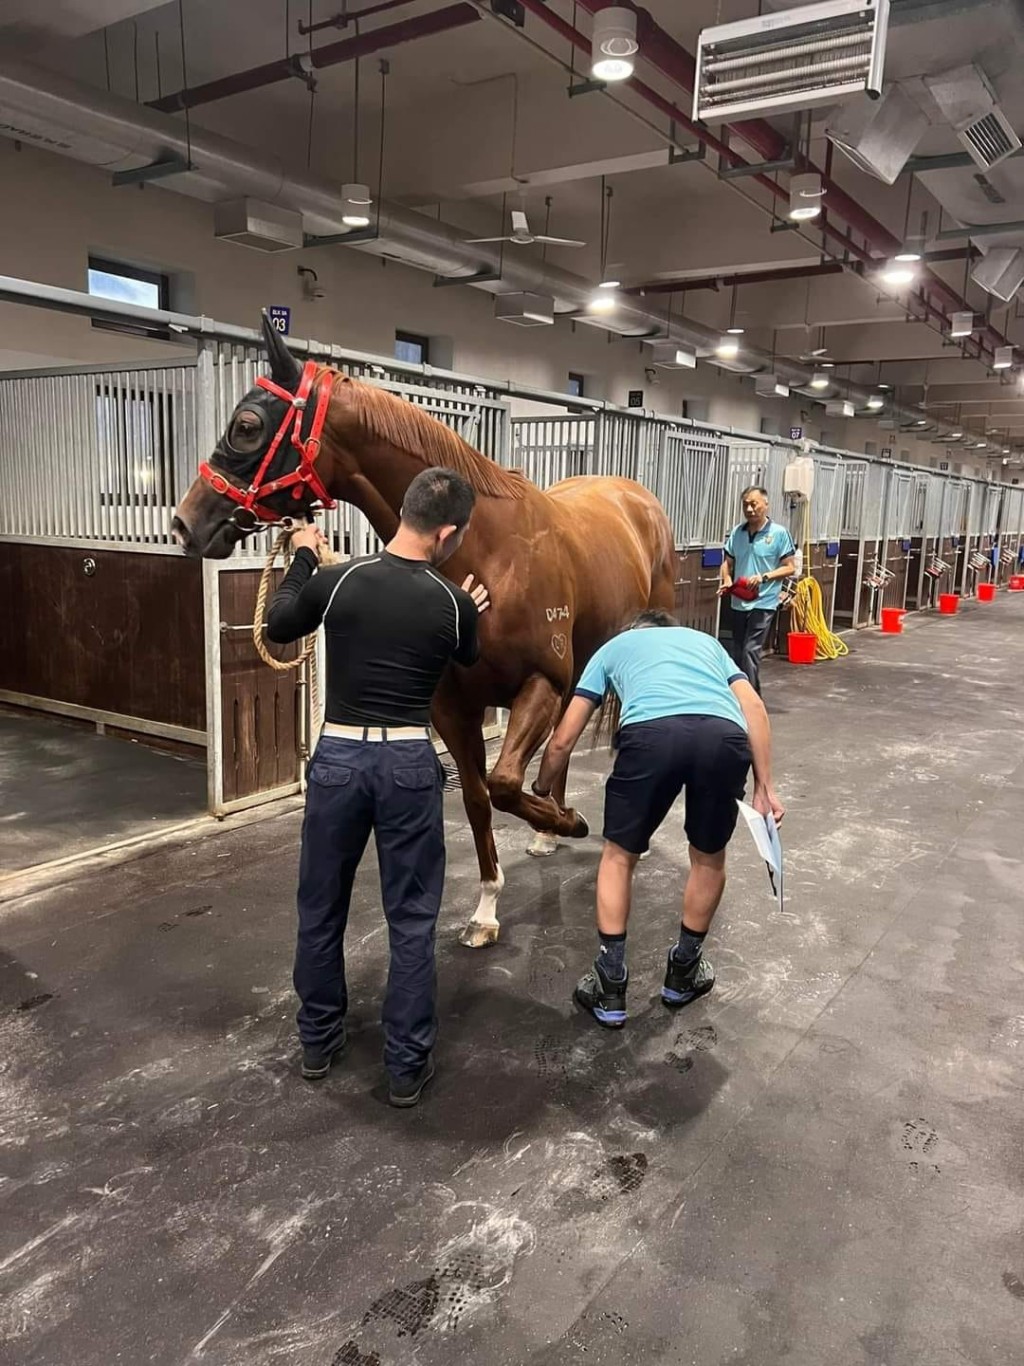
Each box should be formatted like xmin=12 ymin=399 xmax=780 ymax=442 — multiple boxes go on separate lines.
xmin=261 ymin=311 xmax=302 ymax=389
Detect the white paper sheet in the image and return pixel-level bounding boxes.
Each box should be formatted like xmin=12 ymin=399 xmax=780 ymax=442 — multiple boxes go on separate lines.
xmin=736 ymin=800 xmax=784 ymax=909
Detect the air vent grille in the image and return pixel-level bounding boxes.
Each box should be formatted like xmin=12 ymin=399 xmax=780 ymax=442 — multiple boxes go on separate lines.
xmin=958 ymin=108 xmax=1021 ymax=171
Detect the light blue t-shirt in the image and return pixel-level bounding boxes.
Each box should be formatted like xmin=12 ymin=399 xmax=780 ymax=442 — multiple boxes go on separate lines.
xmin=724 ymin=519 xmax=796 ymax=612
xmin=576 ymin=626 xmax=748 ymax=732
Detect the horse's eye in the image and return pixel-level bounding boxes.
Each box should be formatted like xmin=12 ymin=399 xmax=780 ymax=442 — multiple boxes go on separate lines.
xmin=228 ymin=409 xmax=265 ymax=452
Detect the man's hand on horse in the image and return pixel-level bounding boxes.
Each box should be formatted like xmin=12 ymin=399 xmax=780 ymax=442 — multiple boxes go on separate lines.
xmin=461 ymin=575 xmax=491 ymax=615
xmin=290 ymin=523 xmax=326 ymax=555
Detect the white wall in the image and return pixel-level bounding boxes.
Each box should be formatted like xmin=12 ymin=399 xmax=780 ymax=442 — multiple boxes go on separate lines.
xmin=0 ymin=138 xmax=988 ymax=474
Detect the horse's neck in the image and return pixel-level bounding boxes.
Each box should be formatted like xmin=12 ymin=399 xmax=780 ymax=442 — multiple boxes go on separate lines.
xmin=325 ymin=432 xmax=418 ymax=545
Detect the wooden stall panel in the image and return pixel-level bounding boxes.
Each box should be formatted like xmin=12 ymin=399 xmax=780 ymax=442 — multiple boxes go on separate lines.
xmin=673 ymin=550 xmax=720 ymax=636
xmin=0 ymin=543 xmax=203 ymax=731
xmin=218 ymin=568 xmax=301 ymax=806
xmin=832 ymin=538 xmax=861 ymax=624
xmin=906 ymin=538 xmax=925 ymax=610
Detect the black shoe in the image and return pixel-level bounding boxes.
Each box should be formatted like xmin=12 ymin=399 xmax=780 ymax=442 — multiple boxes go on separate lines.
xmin=573 ymin=961 xmax=628 ymax=1028
xmin=388 ymin=1056 xmax=435 ymax=1108
xmin=300 ymin=1029 xmax=347 ymax=1080
xmin=661 ymin=950 xmax=715 ymax=1009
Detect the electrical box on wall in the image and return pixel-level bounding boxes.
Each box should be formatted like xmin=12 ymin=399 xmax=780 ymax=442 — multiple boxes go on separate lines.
xmin=783 ymin=455 xmax=815 ymax=500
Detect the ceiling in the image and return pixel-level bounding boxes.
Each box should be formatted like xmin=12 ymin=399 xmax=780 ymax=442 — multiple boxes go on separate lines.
xmin=5 ymin=0 xmax=1024 ymax=462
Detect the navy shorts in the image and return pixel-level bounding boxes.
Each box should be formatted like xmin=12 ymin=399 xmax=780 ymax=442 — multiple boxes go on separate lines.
xmin=602 ymin=715 xmax=752 ymax=856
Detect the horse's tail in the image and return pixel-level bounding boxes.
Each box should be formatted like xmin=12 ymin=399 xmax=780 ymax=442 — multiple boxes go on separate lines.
xmin=592 ymin=688 xmax=622 ymax=752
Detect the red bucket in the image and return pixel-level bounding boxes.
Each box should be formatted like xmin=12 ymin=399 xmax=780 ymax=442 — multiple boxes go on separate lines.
xmin=939 ymin=593 xmax=960 ymax=615
xmin=1009 ymin=575 xmax=1024 ymax=591
xmin=787 ymin=632 xmax=817 ymax=664
xmin=880 ymin=607 xmax=905 ymax=634
xmin=978 ymin=582 xmax=996 ymax=602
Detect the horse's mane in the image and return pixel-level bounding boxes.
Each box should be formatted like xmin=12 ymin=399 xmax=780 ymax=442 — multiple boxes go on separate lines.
xmin=344 ymin=376 xmax=527 ymax=500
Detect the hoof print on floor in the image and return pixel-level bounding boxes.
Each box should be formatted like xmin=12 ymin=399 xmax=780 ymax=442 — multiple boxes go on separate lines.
xmin=362 ymin=1274 xmax=440 ymax=1339
xmin=557 ymin=1152 xmax=648 ymax=1214
xmin=184 ymin=905 xmax=213 ymax=917
xmin=331 ymin=1344 xmax=382 ymax=1366
xmin=1002 ymin=1272 xmax=1024 ymax=1300
xmin=663 ymin=1051 xmax=694 ymax=1073
xmin=17 ymin=992 xmax=54 ymax=1012
xmin=599 ymin=1310 xmax=628 ymax=1333
xmin=901 ymin=1118 xmax=938 ymax=1155
xmin=157 ymin=921 xmax=177 ymax=932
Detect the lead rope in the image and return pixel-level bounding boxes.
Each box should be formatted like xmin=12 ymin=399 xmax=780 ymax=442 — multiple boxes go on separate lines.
xmin=252 ymin=527 xmax=338 ymax=743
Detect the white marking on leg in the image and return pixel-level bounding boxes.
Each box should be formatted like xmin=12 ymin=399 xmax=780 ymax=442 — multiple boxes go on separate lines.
xmin=471 ymin=862 xmax=505 ymax=926
xmin=526 ymin=830 xmax=559 ymax=858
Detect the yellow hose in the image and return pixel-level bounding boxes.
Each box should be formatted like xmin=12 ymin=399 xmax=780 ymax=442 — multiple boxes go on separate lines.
xmin=788 ymin=498 xmax=849 ymax=662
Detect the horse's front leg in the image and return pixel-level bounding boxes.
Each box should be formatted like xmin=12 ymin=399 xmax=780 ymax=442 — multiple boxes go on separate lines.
xmin=488 ymin=674 xmax=589 ymax=839
xmin=432 ymin=689 xmax=503 ymax=949
xmin=526 ymin=763 xmax=569 ymax=858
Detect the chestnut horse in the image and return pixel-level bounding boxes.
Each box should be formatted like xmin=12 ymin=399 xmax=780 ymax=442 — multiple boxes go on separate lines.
xmin=173 ymin=317 xmax=676 ymax=947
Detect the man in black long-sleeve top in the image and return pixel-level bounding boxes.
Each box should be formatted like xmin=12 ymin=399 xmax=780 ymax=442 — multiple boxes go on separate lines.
xmin=266 ymin=467 xmax=489 ymax=1106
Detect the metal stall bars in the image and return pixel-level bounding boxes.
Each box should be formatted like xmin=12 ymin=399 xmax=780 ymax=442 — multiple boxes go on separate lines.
xmin=658 ymin=427 xmax=730 ymax=633
xmin=878 ymin=466 xmax=915 ymax=615
xmin=0 ymin=359 xmax=205 ymax=745
xmin=199 ymin=338 xmax=512 ymax=817
xmin=999 ymin=484 xmax=1024 ymax=574
xmin=960 ymin=479 xmax=989 ymax=597
xmin=941 ymin=479 xmax=970 ymax=596
xmin=796 ymin=449 xmax=846 ymax=630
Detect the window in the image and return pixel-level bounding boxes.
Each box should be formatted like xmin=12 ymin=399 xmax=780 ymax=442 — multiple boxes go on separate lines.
xmin=394 ymin=330 xmax=430 ymax=365
xmin=95 ymin=382 xmax=174 ymax=518
xmin=87 ymin=256 xmax=170 ymax=339
xmin=567 ymin=372 xmax=586 ymax=398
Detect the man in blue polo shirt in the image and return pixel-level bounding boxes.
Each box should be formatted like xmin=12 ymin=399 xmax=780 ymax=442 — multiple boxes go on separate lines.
xmin=532 ymin=610 xmax=784 ymax=1029
xmin=720 ymin=485 xmax=797 ymax=694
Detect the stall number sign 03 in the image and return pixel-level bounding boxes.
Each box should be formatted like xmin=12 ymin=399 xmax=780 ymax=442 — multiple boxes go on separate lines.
xmin=267 ymin=306 xmax=291 ymax=335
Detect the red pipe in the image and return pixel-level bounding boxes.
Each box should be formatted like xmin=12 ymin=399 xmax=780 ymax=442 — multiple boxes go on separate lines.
xmin=548 ymin=0 xmax=1007 ymax=357
xmin=149 ymin=3 xmax=480 ymax=113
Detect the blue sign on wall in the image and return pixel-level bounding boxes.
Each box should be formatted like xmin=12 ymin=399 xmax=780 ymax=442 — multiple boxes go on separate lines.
xmin=267 ymin=305 xmax=291 ymax=335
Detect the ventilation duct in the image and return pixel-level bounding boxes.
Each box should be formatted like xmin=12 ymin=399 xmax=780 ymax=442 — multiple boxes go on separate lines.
xmin=925 ymin=63 xmax=1022 ymax=173
xmin=693 ymin=0 xmax=889 ymax=124
xmin=648 ymin=341 xmax=697 ymax=369
xmin=971 ymin=246 xmax=1024 ymax=303
xmin=825 ymin=84 xmax=928 ymax=185
xmin=494 ymin=292 xmax=554 ymax=326
xmin=213 ymin=198 xmax=303 ymax=252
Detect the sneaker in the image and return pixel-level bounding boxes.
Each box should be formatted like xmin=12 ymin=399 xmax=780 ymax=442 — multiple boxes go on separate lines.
xmin=388 ymin=1056 xmax=435 ymax=1108
xmin=300 ymin=1029 xmax=347 ymax=1080
xmin=573 ymin=961 xmax=628 ymax=1028
xmin=661 ymin=950 xmax=715 ymax=1009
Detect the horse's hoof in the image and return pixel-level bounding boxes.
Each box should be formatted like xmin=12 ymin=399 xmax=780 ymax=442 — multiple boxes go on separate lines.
xmin=569 ymin=813 xmax=590 ymax=840
xmin=459 ymin=922 xmax=500 ymax=949
xmin=526 ymin=831 xmax=559 ymax=858
xmin=639 ymin=849 xmax=651 ymax=861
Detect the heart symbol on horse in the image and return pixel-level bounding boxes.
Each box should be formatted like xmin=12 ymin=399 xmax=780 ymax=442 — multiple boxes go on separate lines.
xmin=551 ymin=633 xmax=568 ymax=659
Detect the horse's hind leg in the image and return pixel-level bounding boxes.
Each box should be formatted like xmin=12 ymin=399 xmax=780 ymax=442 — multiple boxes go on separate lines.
xmin=489 ymin=675 xmax=588 ymax=838
xmin=432 ymin=692 xmax=504 ymax=949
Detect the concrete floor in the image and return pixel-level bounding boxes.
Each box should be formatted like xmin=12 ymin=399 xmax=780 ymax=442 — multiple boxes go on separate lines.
xmin=0 ymin=710 xmax=206 ymax=873
xmin=1 ymin=600 xmax=1023 ymax=1365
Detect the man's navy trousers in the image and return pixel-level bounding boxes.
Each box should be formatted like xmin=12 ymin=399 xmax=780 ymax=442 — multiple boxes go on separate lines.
xmin=294 ymin=734 xmax=446 ymax=1080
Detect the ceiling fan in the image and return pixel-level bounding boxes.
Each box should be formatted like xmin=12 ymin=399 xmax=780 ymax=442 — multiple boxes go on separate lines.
xmin=466 ymin=209 xmax=586 ymax=248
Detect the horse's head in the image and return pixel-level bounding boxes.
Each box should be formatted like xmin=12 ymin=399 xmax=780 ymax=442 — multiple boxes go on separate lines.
xmin=172 ymin=316 xmax=334 ymax=558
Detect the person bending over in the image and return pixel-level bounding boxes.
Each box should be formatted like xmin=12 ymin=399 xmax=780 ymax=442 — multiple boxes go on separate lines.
xmin=266 ymin=468 xmax=489 ymax=1106
xmin=533 ymin=609 xmax=783 ymax=1028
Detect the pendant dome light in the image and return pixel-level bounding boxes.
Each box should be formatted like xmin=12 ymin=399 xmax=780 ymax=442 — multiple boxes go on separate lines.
xmin=590 ymin=7 xmax=639 ymax=83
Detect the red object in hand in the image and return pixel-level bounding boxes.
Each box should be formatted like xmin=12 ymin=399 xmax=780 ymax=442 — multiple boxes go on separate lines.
xmin=731 ymin=577 xmax=761 ymax=602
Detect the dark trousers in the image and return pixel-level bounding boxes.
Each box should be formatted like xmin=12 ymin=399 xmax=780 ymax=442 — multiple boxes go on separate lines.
xmin=294 ymin=736 xmax=445 ymax=1080
xmin=729 ymin=606 xmax=776 ymax=694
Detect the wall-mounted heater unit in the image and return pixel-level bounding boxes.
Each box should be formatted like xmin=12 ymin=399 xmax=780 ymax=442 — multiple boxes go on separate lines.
xmin=826 ymin=399 xmax=855 ymax=418
xmin=693 ymin=0 xmax=889 ymax=124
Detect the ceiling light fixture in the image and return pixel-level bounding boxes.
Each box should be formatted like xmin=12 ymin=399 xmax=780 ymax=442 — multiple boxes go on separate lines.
xmin=789 ymin=172 xmax=824 ymax=221
xmin=949 ymin=430 xmax=963 ymax=439
xmin=587 ymin=289 xmax=617 ymax=314
xmin=880 ymin=259 xmax=917 ymax=288
xmin=809 ymin=371 xmax=830 ymax=390
xmin=591 ymin=7 xmax=638 ymax=83
xmin=341 ymin=182 xmax=372 ymax=229
xmin=727 ymin=325 xmax=745 ymax=335
xmin=716 ymin=335 xmax=741 ymax=359
xmin=950 ymin=310 xmax=974 ymax=338
xmin=598 ymin=277 xmax=620 ymax=289
xmin=915 ymin=418 xmax=927 ymax=426
xmin=867 ymin=395 xmax=885 ymax=410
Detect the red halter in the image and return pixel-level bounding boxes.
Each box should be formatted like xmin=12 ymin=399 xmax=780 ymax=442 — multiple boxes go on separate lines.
xmin=198 ymin=360 xmax=337 ymax=526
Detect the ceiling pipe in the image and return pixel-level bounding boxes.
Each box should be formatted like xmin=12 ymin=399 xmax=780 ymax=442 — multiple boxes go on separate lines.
xmin=538 ymin=0 xmax=1011 ymax=361
xmin=0 ymin=52 xmax=987 ymax=442
xmin=149 ymin=3 xmax=481 ymax=114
